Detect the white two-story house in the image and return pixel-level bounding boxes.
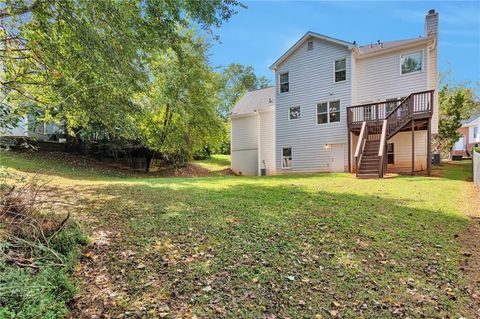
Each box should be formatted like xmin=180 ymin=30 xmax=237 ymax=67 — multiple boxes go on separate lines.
xmin=231 ymin=10 xmax=438 ymax=178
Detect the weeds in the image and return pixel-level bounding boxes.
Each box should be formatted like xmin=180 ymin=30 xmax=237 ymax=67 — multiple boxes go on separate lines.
xmin=0 ymin=167 xmax=86 ymax=318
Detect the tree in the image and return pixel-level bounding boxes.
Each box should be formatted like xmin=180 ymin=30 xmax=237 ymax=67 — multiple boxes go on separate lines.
xmin=435 ymin=84 xmax=479 ymax=154
xmin=130 ymin=33 xmax=224 ymax=164
xmin=1 ymin=0 xmax=244 ymax=135
xmin=218 ymin=63 xmax=271 ymax=118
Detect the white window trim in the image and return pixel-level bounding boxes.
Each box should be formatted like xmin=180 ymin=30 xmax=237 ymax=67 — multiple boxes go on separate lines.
xmin=281 ymin=147 xmax=293 ymax=169
xmin=399 ymin=49 xmax=424 ymax=76
xmin=316 ymin=100 xmax=342 ymax=125
xmin=279 ymin=71 xmax=290 ymax=94
xmin=288 ymin=106 xmax=301 ymax=121
xmin=333 ymin=57 xmax=347 ymax=83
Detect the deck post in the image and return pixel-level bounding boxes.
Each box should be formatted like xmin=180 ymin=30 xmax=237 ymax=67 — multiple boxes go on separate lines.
xmin=427 ymin=119 xmax=432 ymax=176
xmin=411 ymin=119 xmax=415 ymax=176
xmin=347 ymin=129 xmax=351 ymax=173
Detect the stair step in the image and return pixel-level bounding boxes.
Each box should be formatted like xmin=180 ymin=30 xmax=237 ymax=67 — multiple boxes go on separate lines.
xmin=357 ymin=173 xmax=380 ymax=179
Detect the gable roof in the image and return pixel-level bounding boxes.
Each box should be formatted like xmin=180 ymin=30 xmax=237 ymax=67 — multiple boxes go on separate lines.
xmin=231 ymin=86 xmax=275 ymax=116
xmin=269 ymin=31 xmax=354 ymax=70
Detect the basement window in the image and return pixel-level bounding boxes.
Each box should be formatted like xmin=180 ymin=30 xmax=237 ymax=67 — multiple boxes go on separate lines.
xmin=282 ymin=147 xmax=292 ymax=169
xmin=280 ymin=72 xmax=289 ymax=93
xmin=387 ymin=143 xmax=394 ymax=164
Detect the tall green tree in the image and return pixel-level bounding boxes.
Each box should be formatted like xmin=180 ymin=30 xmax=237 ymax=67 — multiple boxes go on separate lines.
xmin=1 ymin=0 xmax=244 ymax=135
xmin=218 ymin=63 xmax=271 ymax=118
xmin=436 ymin=84 xmax=479 ymax=153
xmin=131 ymin=33 xmax=224 ymax=163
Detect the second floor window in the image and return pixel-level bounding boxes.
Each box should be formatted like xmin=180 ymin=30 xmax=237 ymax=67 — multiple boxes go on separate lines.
xmin=317 ymin=100 xmax=341 ymax=124
xmin=334 ymin=58 xmax=346 ymax=82
xmin=280 ymin=72 xmax=289 ymax=93
xmin=289 ymin=106 xmax=301 ymax=120
xmin=401 ymin=51 xmax=422 ymax=74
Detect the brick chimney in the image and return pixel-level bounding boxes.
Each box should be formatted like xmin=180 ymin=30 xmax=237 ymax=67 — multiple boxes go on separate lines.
xmin=424 ymin=9 xmax=439 ymax=36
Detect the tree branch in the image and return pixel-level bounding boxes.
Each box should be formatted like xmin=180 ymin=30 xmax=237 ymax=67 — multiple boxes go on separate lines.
xmin=0 ymin=1 xmax=40 ymax=19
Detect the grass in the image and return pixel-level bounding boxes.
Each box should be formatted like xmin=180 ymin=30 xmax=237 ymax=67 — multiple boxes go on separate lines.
xmin=0 ymin=151 xmax=477 ymax=318
xmin=194 ymin=154 xmax=231 ymax=173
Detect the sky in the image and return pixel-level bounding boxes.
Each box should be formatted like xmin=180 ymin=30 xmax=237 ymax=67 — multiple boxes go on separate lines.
xmin=209 ymin=0 xmax=480 ymax=86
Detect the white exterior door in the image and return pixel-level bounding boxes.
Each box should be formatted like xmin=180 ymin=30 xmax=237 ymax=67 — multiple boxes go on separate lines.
xmin=330 ymin=144 xmax=345 ymax=172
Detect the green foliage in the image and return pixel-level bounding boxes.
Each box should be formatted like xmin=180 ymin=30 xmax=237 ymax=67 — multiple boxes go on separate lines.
xmin=218 ymin=63 xmax=272 ymax=117
xmin=131 ymin=32 xmax=225 ymax=162
xmin=0 ymin=223 xmax=86 ymax=318
xmin=0 ymin=264 xmax=76 ymax=319
xmin=436 ymin=84 xmax=478 ymax=153
xmin=1 ymin=0 xmax=244 ymax=157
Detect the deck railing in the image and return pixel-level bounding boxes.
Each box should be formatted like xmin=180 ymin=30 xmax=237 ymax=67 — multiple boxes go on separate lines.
xmin=347 ymin=90 xmax=434 ymax=127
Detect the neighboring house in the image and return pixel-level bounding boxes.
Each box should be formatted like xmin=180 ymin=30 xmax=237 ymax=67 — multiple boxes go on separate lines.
xmin=231 ymin=9 xmax=439 ymax=178
xmin=451 ymin=114 xmax=480 ymax=158
xmin=1 ymin=114 xmax=63 ymax=141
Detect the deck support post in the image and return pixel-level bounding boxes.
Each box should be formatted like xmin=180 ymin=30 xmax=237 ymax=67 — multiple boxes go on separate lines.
xmin=411 ymin=119 xmax=415 ymax=176
xmin=427 ymin=119 xmax=432 ymax=176
xmin=347 ymin=130 xmax=351 ymax=173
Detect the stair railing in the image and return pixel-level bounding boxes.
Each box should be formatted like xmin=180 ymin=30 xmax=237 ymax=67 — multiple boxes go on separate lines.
xmin=354 ymin=121 xmax=367 ymax=177
xmin=385 ymin=90 xmax=434 ymax=139
xmin=378 ymin=119 xmax=387 ymax=178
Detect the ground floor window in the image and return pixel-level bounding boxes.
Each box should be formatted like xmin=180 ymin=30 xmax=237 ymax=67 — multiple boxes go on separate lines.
xmin=282 ymin=147 xmax=292 ymax=169
xmin=387 ymin=143 xmax=394 ymax=164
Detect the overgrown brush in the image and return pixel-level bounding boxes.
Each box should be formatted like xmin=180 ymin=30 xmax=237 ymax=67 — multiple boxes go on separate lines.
xmin=0 ymin=167 xmax=87 ymax=318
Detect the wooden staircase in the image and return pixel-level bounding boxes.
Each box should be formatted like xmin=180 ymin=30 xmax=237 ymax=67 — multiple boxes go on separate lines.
xmin=349 ymin=90 xmax=434 ymax=179
xmin=357 ymin=140 xmax=381 ymax=178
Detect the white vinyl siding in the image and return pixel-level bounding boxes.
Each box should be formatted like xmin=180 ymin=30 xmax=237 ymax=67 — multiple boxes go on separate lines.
xmin=470 ymin=125 xmax=480 ymax=144
xmin=259 ymin=110 xmax=276 ymax=174
xmin=231 ymin=115 xmax=259 ymax=175
xmin=427 ymin=42 xmax=438 ymax=133
xmin=388 ymin=131 xmax=428 ymax=171
xmin=353 ymin=45 xmax=427 ymax=105
xmin=275 ymin=38 xmax=351 ymax=173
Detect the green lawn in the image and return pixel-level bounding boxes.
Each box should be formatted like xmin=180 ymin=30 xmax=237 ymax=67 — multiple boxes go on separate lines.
xmin=194 ymin=154 xmax=231 ymax=173
xmin=0 ymin=151 xmax=477 ymax=318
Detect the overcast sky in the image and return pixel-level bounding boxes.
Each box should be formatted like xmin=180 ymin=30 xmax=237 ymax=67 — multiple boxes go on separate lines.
xmin=209 ymin=0 xmax=480 ymax=86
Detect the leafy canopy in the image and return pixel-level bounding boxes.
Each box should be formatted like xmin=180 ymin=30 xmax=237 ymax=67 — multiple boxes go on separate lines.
xmin=1 ymin=0 xmax=244 ymax=157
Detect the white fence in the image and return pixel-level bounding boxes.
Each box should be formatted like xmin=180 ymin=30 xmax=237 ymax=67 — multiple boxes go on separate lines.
xmin=474 ymin=151 xmax=480 ymax=188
